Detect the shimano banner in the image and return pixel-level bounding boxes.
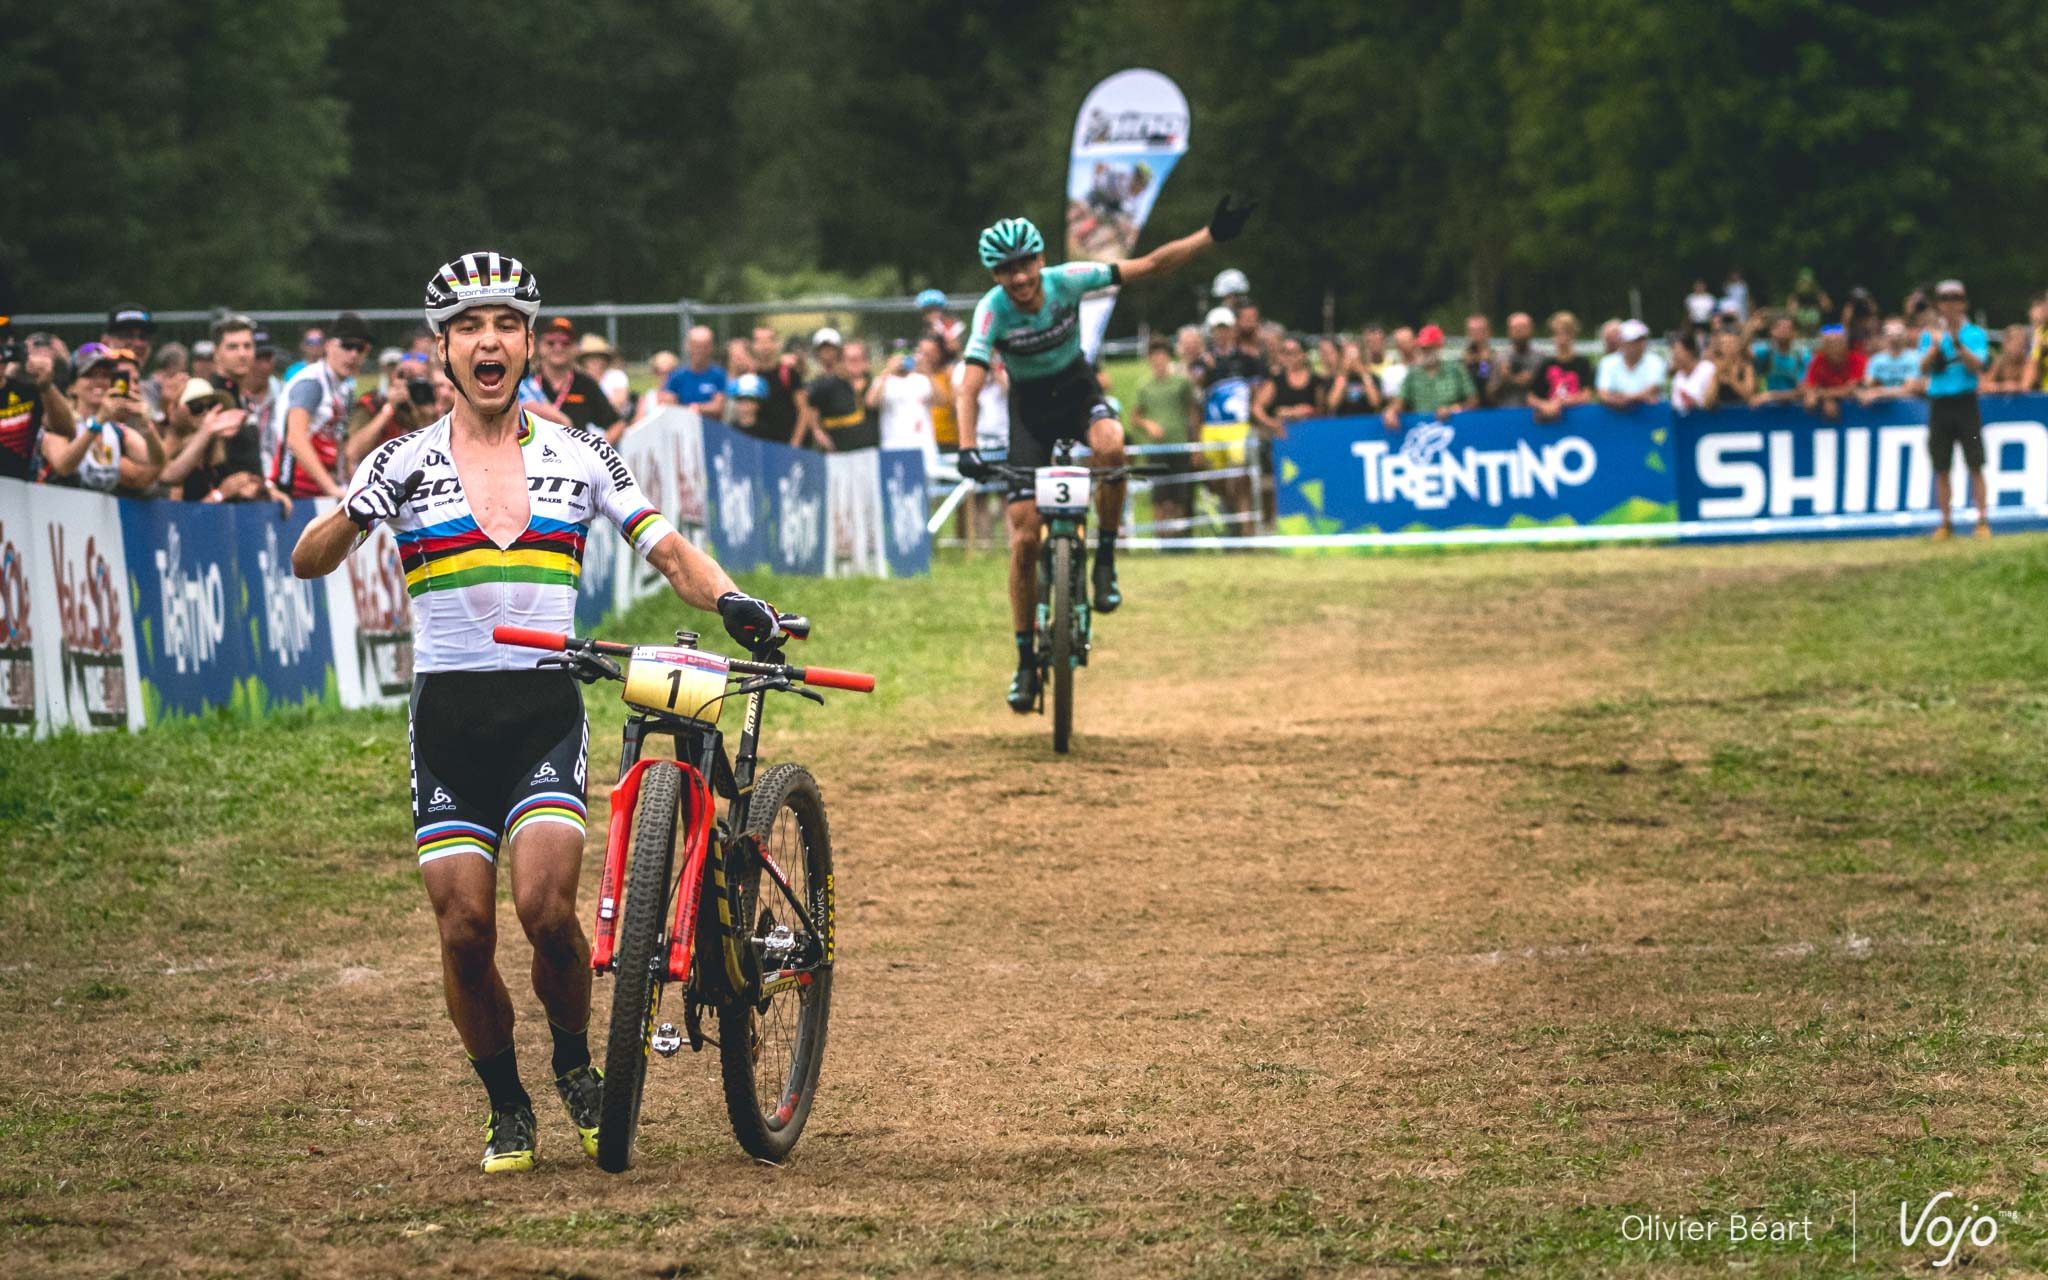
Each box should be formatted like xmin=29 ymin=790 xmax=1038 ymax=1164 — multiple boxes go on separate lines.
xmin=1066 ymin=69 xmax=1190 ymax=360
xmin=1276 ymin=408 xmax=1677 ymax=539
xmin=1675 ymin=394 xmax=2048 ymax=539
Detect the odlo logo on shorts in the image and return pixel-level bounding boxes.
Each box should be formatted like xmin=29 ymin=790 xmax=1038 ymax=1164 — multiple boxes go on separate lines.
xmin=533 ymin=762 xmax=559 ymax=783
xmin=429 ymin=787 xmax=455 ymax=812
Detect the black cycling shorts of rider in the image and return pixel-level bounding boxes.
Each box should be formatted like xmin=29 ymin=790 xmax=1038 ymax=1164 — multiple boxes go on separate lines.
xmin=999 ymin=357 xmax=1117 ymax=502
xmin=410 ymin=668 xmax=588 ymax=865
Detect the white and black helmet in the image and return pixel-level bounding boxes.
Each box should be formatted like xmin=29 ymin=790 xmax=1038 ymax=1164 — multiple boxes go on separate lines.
xmin=423 ymin=251 xmax=540 ymax=333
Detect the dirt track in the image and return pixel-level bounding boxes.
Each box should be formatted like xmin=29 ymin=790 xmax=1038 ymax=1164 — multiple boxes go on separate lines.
xmin=8 ymin=541 xmax=2039 ymax=1277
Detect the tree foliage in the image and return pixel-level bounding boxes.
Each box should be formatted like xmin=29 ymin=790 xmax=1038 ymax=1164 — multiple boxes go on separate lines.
xmin=7 ymin=0 xmax=2047 ymax=327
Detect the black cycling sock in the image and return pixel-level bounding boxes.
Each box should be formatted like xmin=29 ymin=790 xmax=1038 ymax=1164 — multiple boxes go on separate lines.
xmin=1015 ymin=630 xmax=1034 ymax=664
xmin=471 ymin=1044 xmax=532 ymax=1115
xmin=549 ymin=1019 xmax=590 ymax=1078
xmin=1096 ymin=528 xmax=1117 ymax=560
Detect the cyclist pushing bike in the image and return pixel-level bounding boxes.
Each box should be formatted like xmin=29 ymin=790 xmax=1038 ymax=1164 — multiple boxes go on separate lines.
xmin=290 ymin=251 xmax=786 ymax=1174
xmin=954 ymin=195 xmax=1255 ymax=711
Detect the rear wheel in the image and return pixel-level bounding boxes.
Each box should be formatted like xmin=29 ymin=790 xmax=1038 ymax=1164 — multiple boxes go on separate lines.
xmin=597 ymin=762 xmax=680 ymax=1173
xmin=1049 ymin=535 xmax=1076 ymax=754
xmin=717 ymin=764 xmax=834 ymax=1162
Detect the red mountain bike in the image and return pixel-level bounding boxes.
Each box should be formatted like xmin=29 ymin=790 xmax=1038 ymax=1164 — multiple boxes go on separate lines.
xmin=494 ymin=620 xmax=874 ymax=1170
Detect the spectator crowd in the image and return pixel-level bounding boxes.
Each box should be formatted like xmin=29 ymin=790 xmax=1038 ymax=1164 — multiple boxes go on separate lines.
xmin=4 ymin=265 xmax=2041 ymax=544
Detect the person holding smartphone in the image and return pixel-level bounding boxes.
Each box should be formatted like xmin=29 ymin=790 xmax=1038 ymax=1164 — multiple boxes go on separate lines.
xmin=346 ymin=352 xmax=438 ymax=470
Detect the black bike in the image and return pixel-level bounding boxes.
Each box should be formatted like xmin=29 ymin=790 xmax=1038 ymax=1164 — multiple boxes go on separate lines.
xmin=494 ymin=621 xmax=873 ymax=1169
xmin=980 ymin=441 xmax=1160 ymax=754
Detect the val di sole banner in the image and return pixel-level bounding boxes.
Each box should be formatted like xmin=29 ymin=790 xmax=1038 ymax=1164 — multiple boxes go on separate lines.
xmin=1066 ymin=68 xmax=1190 ymax=361
xmin=0 ymin=409 xmax=928 ymax=733
xmin=1271 ymin=394 xmax=2048 ymax=547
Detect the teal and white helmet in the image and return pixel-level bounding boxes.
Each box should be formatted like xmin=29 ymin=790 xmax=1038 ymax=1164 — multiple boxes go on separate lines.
xmin=978 ymin=217 xmax=1045 ymax=269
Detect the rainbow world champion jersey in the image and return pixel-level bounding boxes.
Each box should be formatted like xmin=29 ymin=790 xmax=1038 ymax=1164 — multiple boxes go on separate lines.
xmin=346 ymin=411 xmax=676 ymax=673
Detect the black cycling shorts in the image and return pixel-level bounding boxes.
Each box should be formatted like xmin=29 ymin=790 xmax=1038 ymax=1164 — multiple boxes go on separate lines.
xmin=1002 ymin=358 xmax=1117 ymax=502
xmin=1927 ymin=394 xmax=1985 ymax=472
xmin=410 ymin=669 xmax=588 ymax=865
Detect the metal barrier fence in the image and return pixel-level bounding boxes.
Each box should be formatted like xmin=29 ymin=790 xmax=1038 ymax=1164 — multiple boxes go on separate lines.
xmin=924 ymin=439 xmax=1268 ymax=549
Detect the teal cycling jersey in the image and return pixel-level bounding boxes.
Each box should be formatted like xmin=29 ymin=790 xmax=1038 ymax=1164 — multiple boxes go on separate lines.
xmin=963 ymin=261 xmax=1120 ymax=382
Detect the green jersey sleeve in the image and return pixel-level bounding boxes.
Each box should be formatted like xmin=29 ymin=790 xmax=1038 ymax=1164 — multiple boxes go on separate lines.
xmin=963 ymin=285 xmax=1004 ymax=368
xmin=1045 ymin=261 xmax=1117 ymax=305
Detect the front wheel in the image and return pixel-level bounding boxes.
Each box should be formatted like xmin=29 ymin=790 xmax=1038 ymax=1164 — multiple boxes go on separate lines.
xmin=717 ymin=764 xmax=835 ymax=1163
xmin=597 ymin=762 xmax=681 ymax=1173
xmin=1049 ymin=535 xmax=1077 ymax=753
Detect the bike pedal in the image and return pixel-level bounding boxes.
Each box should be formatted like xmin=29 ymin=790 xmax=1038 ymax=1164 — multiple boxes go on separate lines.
xmin=651 ymin=1022 xmax=684 ymax=1057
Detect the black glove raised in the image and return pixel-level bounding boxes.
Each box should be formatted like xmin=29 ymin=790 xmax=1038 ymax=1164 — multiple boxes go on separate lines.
xmin=1207 ymin=194 xmax=1257 ymax=244
xmin=346 ymin=468 xmax=425 ymax=530
xmin=956 ymin=448 xmax=989 ymax=482
xmin=717 ymin=591 xmax=784 ymax=649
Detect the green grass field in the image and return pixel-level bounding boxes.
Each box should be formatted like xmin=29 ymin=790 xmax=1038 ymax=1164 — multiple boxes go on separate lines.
xmin=4 ymin=536 xmax=2047 ymax=1276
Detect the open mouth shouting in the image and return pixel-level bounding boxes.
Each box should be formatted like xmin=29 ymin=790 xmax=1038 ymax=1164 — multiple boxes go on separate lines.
xmin=473 ymin=359 xmax=508 ymax=395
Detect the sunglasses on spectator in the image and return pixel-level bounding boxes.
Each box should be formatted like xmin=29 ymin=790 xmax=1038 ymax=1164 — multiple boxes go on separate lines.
xmin=338 ymin=340 xmax=371 ymax=354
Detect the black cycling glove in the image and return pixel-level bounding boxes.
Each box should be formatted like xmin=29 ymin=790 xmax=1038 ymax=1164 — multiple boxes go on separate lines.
xmin=346 ymin=468 xmax=426 ymax=530
xmin=956 ymin=448 xmax=989 ymax=482
xmin=1207 ymin=195 xmax=1257 ymax=244
xmin=717 ymin=591 xmax=784 ymax=649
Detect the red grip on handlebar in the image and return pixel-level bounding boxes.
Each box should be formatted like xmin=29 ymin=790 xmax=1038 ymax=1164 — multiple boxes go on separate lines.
xmin=800 ymin=666 xmax=876 ymax=693
xmin=492 ymin=626 xmax=567 ymax=651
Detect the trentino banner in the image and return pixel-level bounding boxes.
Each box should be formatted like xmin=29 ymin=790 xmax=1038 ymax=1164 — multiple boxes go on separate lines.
xmin=1066 ymin=68 xmax=1190 ymax=361
xmin=1259 ymin=395 xmax=2048 ymax=549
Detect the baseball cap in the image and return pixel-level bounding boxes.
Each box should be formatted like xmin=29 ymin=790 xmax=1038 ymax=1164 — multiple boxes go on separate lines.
xmin=378 ymin=346 xmax=406 ymax=369
xmin=811 ymin=326 xmax=842 ymax=349
xmin=1819 ymin=324 xmax=1846 ymax=338
xmin=541 ymin=316 xmax=577 ymax=341
xmin=74 ymin=343 xmax=130 ymax=375
xmin=1935 ymin=278 xmax=1967 ymax=299
xmin=192 ymin=339 xmax=216 ymax=359
xmin=1417 ymin=324 xmax=1446 ymax=348
xmin=330 ymin=312 xmax=374 ymax=345
xmin=105 ymin=304 xmax=155 ymax=334
xmin=916 ymin=288 xmax=947 ymax=310
xmin=1204 ymin=306 xmax=1235 ymax=329
xmin=251 ymin=328 xmax=277 ymax=355
xmin=1617 ymin=319 xmax=1650 ymax=343
xmin=735 ymin=373 xmax=768 ymax=401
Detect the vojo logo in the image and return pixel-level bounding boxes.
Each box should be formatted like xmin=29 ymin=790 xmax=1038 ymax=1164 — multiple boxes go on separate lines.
xmin=1691 ymin=419 xmax=2048 ymax=520
xmin=710 ymin=439 xmax=755 ymax=549
xmin=255 ymin=524 xmax=319 ymax=667
xmin=1350 ymin=424 xmax=1599 ymax=511
xmin=777 ymin=460 xmax=823 ymax=567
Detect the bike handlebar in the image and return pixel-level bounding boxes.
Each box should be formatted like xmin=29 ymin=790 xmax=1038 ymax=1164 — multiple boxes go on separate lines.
xmin=490 ymin=626 xmax=874 ymax=693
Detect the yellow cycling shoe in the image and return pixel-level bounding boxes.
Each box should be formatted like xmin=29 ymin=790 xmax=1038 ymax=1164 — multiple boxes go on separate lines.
xmin=555 ymin=1065 xmax=603 ymax=1159
xmin=482 ymin=1106 xmax=536 ymax=1173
